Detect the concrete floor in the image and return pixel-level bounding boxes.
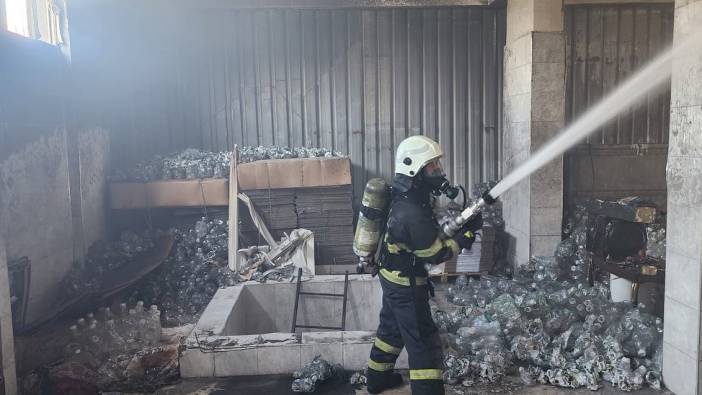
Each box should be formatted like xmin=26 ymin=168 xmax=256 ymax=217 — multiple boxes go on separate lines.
xmin=154 ymin=372 xmax=671 ymax=395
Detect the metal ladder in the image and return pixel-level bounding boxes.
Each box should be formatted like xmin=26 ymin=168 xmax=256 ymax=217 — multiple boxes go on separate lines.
xmin=291 ymin=267 xmax=350 ymax=334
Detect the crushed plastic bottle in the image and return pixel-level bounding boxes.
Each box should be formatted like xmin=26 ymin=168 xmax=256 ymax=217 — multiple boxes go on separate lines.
xmin=291 ymin=356 xmax=340 ymax=393
xmin=111 ymin=147 xmax=345 ymax=182
xmin=437 ymin=202 xmax=664 ymax=391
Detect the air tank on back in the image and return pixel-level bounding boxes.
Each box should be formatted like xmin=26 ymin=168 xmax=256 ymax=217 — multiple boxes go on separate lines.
xmin=353 ymin=178 xmax=390 ymax=273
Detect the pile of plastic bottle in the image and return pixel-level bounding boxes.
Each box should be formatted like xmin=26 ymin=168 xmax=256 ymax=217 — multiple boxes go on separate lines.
xmin=59 ymin=230 xmax=159 ymax=302
xmin=436 ymin=207 xmax=663 ymax=391
xmin=111 ymin=146 xmax=345 ymax=182
xmin=646 ymin=223 xmax=666 ymax=259
xmin=64 ymin=301 xmax=162 ymax=368
xmin=124 ymin=217 xmax=238 ymax=326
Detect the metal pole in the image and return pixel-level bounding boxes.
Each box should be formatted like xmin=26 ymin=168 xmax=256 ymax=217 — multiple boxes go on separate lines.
xmin=341 ymin=271 xmax=349 ymax=330
xmin=0 ymin=238 xmax=18 ymax=395
xmin=291 ymin=267 xmax=303 ymax=333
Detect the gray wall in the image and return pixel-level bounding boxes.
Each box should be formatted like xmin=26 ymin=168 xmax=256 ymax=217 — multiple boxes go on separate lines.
xmin=0 ymin=31 xmax=109 ymax=326
xmin=68 ymin=2 xmax=506 ymax=204
xmin=564 ymin=4 xmax=673 ymax=207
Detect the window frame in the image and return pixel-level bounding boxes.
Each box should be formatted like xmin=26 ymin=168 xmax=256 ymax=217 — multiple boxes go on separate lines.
xmin=2 ymin=0 xmax=65 ymax=46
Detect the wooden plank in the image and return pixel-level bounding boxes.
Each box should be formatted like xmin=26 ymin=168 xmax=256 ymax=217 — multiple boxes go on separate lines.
xmin=0 ymin=238 xmax=18 ymax=395
xmin=228 ymin=147 xmax=239 ymax=271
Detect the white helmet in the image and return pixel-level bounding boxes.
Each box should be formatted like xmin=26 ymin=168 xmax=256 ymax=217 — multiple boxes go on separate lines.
xmin=394 ymin=136 xmax=443 ymax=177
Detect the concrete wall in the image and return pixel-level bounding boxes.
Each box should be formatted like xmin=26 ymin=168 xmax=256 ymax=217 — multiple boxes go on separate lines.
xmin=218 ymin=277 xmax=381 ymax=336
xmin=661 ymin=1 xmax=702 ymax=394
xmin=503 ymin=0 xmax=565 ymax=265
xmin=0 ymin=31 xmax=109 ymax=326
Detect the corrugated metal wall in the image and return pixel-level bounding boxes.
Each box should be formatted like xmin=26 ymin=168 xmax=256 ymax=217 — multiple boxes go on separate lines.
xmin=70 ymin=5 xmax=505 ymax=204
xmin=564 ymin=3 xmax=673 ymax=207
xmin=565 ymin=4 xmax=673 ymax=145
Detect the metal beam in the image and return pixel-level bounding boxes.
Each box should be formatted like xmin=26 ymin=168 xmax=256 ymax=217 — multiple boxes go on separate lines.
xmin=171 ymin=0 xmax=491 ymax=9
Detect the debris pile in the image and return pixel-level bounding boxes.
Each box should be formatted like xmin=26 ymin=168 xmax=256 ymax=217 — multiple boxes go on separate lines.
xmin=436 ymin=207 xmax=664 ymax=391
xmin=59 ymin=230 xmax=159 ymax=302
xmin=124 ymin=217 xmax=237 ymax=326
xmin=238 ymin=146 xmax=343 ymax=163
xmin=41 ymin=302 xmax=181 ymax=393
xmin=646 ymin=223 xmax=666 ymax=259
xmin=65 ymin=302 xmax=162 ymax=364
xmin=292 ymin=356 xmax=342 ymax=393
xmin=111 ymin=147 xmax=345 ymax=182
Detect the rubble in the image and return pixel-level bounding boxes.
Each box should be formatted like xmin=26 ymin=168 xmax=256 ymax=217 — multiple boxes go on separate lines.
xmin=292 ymin=356 xmax=342 ymax=393
xmin=436 ymin=204 xmax=664 ymax=391
xmin=111 ymin=147 xmax=345 ymax=182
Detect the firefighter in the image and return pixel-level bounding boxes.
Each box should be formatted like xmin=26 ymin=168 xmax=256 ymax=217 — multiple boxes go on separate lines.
xmin=366 ymin=135 xmax=483 ymax=395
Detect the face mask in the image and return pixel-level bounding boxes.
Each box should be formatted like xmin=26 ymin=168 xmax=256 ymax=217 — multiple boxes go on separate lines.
xmin=424 ymin=174 xmax=460 ymax=200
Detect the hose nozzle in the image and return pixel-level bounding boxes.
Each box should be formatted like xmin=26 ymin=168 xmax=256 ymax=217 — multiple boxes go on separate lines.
xmin=441 ymin=191 xmax=497 ymax=238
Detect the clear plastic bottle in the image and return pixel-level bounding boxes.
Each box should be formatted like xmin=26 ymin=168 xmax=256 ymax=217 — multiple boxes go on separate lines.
xmin=85 ymin=321 xmax=105 ymax=360
xmin=105 ymin=319 xmax=126 ymax=354
xmin=124 ymin=309 xmax=140 ymax=351
xmin=148 ymin=305 xmax=162 ymax=345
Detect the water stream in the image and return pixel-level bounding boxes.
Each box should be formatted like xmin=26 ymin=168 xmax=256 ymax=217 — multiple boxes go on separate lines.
xmin=488 ymin=27 xmax=702 ymax=200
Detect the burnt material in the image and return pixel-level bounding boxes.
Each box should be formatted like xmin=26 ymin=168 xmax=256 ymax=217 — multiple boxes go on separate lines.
xmin=584 ymin=198 xmax=657 ymax=224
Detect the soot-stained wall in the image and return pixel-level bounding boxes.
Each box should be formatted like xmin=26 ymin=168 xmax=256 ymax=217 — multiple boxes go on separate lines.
xmin=0 ymin=31 xmax=109 ymax=326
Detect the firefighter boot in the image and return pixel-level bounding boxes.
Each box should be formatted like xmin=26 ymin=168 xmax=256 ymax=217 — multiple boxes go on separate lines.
xmin=366 ymin=369 xmax=403 ymax=394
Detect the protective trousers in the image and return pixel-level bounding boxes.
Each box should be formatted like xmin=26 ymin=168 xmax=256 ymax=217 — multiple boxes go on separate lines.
xmin=367 ymin=275 xmax=445 ymax=395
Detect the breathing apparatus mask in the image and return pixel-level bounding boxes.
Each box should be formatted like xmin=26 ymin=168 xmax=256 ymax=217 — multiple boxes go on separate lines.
xmin=421 ymin=159 xmax=460 ymax=200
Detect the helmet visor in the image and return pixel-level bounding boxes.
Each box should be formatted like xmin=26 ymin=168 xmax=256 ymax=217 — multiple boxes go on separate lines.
xmin=422 ymin=159 xmax=445 ymax=178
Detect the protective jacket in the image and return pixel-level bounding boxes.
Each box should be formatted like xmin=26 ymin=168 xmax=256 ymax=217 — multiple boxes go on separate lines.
xmin=367 ymin=183 xmax=459 ymax=395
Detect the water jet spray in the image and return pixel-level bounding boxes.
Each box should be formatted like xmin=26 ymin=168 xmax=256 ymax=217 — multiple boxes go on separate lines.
xmin=442 ymin=26 xmax=702 ymax=238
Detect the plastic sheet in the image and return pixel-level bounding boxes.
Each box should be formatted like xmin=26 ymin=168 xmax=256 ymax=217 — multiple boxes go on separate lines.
xmin=292 ymin=356 xmax=340 ymax=393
